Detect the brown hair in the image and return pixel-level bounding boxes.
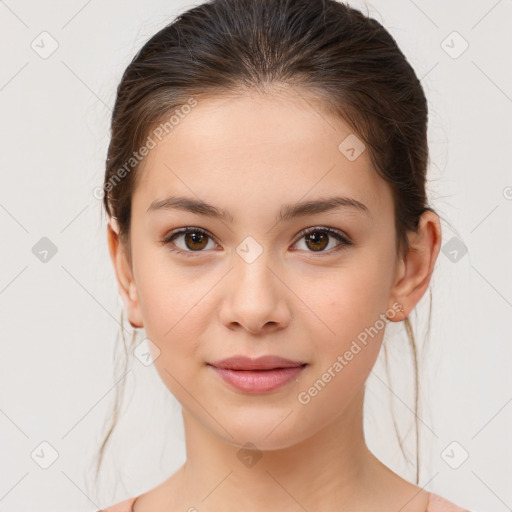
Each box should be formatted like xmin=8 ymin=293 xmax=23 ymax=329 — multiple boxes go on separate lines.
xmin=96 ymin=0 xmax=444 ymax=488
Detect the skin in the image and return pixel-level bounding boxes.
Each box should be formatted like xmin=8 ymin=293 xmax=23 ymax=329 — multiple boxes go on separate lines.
xmin=107 ymin=85 xmax=442 ymax=512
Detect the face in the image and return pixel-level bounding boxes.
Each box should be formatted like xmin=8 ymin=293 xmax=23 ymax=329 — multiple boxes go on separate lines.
xmin=111 ymin=87 xmax=408 ymax=450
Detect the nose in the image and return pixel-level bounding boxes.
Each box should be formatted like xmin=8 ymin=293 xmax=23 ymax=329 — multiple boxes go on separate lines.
xmin=219 ymin=255 xmax=291 ymax=335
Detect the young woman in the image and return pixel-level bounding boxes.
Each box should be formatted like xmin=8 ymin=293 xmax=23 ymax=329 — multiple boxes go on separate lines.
xmin=96 ymin=0 xmax=469 ymax=510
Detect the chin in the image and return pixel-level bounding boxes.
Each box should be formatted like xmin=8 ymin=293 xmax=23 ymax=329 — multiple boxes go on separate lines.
xmin=209 ymin=411 xmax=319 ymax=452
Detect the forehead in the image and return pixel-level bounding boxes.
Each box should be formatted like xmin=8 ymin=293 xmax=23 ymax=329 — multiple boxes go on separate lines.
xmin=134 ymin=87 xmax=390 ymax=220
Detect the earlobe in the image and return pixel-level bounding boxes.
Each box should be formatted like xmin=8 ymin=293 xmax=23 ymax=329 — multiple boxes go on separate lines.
xmin=388 ymin=210 xmax=442 ymax=322
xmin=107 ymin=220 xmax=144 ymax=329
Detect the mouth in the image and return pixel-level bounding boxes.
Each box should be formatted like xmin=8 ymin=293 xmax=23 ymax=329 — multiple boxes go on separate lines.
xmin=208 ymin=354 xmax=307 ymax=371
xmin=207 ymin=355 xmax=308 ymax=393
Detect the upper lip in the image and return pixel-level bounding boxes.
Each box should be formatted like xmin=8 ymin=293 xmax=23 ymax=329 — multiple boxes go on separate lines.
xmin=208 ymin=355 xmax=306 ymax=371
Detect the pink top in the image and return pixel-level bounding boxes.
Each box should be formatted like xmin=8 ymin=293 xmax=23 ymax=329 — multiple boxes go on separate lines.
xmin=98 ymin=491 xmax=470 ymax=511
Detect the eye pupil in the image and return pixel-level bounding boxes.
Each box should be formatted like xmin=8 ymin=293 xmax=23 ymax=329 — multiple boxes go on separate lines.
xmin=185 ymin=232 xmax=208 ymax=250
xmin=167 ymin=227 xmax=347 ymax=256
xmin=305 ymin=231 xmax=329 ymax=251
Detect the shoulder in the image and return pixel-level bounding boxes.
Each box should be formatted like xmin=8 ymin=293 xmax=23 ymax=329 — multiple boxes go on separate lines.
xmin=96 ymin=496 xmax=138 ymax=512
xmin=428 ymin=492 xmax=471 ymax=512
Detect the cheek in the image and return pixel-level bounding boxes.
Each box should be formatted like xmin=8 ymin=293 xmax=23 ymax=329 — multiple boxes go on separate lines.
xmin=301 ymin=252 xmax=393 ymax=374
xmin=132 ymin=250 xmax=208 ymax=376
xmin=296 ymin=275 xmax=388 ymax=418
xmin=134 ymin=244 xmax=205 ymax=332
xmin=135 ymin=262 xmax=208 ymax=403
xmin=313 ymin=257 xmax=391 ymax=330
xmin=138 ymin=278 xmax=208 ymax=354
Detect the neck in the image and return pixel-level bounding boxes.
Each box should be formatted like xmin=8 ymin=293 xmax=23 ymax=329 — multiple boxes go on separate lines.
xmin=175 ymin=387 xmax=382 ymax=511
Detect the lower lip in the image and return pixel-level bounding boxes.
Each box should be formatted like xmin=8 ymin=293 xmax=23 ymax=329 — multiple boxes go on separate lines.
xmin=209 ymin=365 xmax=306 ymax=393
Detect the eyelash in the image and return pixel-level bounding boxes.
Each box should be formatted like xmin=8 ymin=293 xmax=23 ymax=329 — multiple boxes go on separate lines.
xmin=162 ymin=226 xmax=353 ymax=256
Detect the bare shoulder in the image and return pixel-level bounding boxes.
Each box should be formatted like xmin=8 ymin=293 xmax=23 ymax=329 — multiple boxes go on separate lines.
xmin=128 ymin=469 xmax=184 ymax=511
xmin=427 ymin=492 xmax=471 ymax=511
xmin=97 ymin=496 xmax=137 ymax=512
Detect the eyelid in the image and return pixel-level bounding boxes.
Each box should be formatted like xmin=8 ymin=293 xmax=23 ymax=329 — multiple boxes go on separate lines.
xmin=162 ymin=225 xmax=352 ymax=255
xmin=293 ymin=225 xmax=351 ymax=244
xmin=290 ymin=226 xmax=352 ymax=256
xmin=162 ymin=226 xmax=219 ymax=250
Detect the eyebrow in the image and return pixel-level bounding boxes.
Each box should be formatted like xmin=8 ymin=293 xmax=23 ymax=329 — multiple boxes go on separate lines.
xmin=147 ymin=195 xmax=371 ymax=223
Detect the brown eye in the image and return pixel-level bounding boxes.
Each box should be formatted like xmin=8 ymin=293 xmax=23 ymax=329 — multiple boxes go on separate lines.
xmin=183 ymin=231 xmax=208 ymax=250
xmin=293 ymin=227 xmax=352 ymax=254
xmin=163 ymin=226 xmax=352 ymax=257
xmin=163 ymin=227 xmax=216 ymax=253
xmin=304 ymin=231 xmax=329 ymax=251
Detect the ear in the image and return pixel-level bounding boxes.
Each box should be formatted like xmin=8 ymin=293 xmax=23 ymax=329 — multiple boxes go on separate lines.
xmin=388 ymin=210 xmax=442 ymax=321
xmin=107 ymin=219 xmax=144 ymax=329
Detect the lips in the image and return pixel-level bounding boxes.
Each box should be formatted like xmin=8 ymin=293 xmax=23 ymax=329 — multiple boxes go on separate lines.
xmin=208 ymin=355 xmax=306 ymax=371
xmin=207 ymin=355 xmax=307 ymax=393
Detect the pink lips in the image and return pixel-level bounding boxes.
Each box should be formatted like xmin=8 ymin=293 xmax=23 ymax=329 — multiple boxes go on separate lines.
xmin=207 ymin=355 xmax=307 ymax=393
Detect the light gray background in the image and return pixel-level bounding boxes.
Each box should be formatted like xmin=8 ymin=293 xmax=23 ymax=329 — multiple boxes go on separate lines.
xmin=1 ymin=1 xmax=511 ymax=511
